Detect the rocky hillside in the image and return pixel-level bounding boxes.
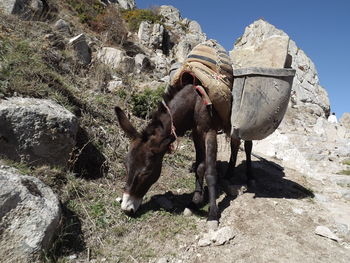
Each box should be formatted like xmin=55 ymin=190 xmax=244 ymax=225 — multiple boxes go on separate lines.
xmin=1 ymin=1 xmax=350 ymax=262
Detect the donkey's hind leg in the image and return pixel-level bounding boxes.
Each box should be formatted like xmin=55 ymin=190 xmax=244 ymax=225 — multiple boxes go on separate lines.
xmin=191 ymin=130 xmax=205 ymax=207
xmin=244 ymin=140 xmax=256 ymax=188
xmin=224 ymin=137 xmax=241 ymax=182
xmin=204 ymin=129 xmax=219 ymax=222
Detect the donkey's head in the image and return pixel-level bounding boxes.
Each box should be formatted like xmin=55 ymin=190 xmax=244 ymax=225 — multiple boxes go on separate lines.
xmin=115 ymin=106 xmax=174 ymax=215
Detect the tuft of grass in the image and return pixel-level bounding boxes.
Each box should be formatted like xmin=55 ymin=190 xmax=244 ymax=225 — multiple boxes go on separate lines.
xmin=130 ymin=85 xmax=165 ymax=119
xmin=342 ymin=159 xmax=350 ymax=166
xmin=338 ymin=170 xmax=350 ymax=176
xmin=121 ymin=9 xmax=163 ymax=31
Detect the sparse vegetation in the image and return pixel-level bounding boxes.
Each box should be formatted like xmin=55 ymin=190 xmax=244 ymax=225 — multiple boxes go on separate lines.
xmin=121 ymin=8 xmax=163 ymax=31
xmin=130 ymin=85 xmax=165 ymax=119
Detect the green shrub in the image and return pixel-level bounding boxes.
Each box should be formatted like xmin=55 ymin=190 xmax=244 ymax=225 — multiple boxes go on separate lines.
xmin=130 ymin=86 xmax=165 ymax=119
xmin=65 ymin=0 xmax=105 ymax=25
xmin=121 ymin=9 xmax=163 ymax=31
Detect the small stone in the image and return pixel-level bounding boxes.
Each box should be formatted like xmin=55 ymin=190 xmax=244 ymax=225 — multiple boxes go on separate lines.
xmin=183 ymin=208 xmax=193 ymax=217
xmin=315 ymin=226 xmax=341 ymax=242
xmin=157 ymin=258 xmax=168 ymax=263
xmin=116 ymin=197 xmax=122 ymax=203
xmin=198 ymin=234 xmax=212 ymax=247
xmin=213 ymin=226 xmax=236 ymax=246
xmin=68 ymin=254 xmax=77 ymax=260
xmin=207 ymin=220 xmax=219 ymax=231
xmin=292 ymin=208 xmax=304 ymax=215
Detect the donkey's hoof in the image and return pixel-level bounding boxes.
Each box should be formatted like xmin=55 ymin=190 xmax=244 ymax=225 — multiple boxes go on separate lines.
xmin=207 ymin=220 xmax=219 ymax=231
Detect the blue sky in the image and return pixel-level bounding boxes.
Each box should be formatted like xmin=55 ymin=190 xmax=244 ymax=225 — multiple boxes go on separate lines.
xmin=138 ymin=0 xmax=350 ymax=118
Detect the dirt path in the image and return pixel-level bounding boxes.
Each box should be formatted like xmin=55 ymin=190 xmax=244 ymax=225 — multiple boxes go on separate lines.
xmin=155 ymin=135 xmax=350 ymax=263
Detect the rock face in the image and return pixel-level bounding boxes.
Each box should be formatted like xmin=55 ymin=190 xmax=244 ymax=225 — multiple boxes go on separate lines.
xmin=231 ymin=19 xmax=330 ymax=120
xmin=0 ymin=98 xmax=78 ymax=166
xmin=0 ymin=165 xmax=61 ymax=262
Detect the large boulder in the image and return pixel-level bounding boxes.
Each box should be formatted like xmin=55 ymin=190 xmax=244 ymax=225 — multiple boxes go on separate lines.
xmin=0 ymin=98 xmax=78 ymax=166
xmin=97 ymin=47 xmax=135 ymax=73
xmin=0 ymin=165 xmax=61 ymax=262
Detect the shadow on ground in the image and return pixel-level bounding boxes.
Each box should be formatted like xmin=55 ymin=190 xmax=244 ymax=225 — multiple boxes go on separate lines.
xmin=131 ymin=159 xmax=314 ymax=219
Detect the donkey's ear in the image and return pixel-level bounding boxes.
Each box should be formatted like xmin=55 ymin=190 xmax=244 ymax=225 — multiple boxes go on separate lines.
xmin=114 ymin=106 xmax=140 ymax=140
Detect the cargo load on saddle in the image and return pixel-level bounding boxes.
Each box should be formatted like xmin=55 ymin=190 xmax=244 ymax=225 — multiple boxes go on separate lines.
xmin=229 ymin=35 xmax=296 ymax=140
xmin=169 ymin=36 xmax=295 ymax=141
xmin=169 ymin=39 xmax=233 ymax=133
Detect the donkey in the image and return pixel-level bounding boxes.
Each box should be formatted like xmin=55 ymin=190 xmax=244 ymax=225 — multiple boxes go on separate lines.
xmin=115 ymin=80 xmax=257 ymax=225
xmin=115 ymin=83 xmax=223 ymax=223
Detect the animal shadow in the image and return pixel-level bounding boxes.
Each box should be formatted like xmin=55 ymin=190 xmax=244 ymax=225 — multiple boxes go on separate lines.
xmin=217 ymin=159 xmax=315 ymax=199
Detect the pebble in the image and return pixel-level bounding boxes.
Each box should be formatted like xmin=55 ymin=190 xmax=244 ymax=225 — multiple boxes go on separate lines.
xmin=315 ymin=226 xmax=341 ymax=242
xmin=157 ymin=258 xmax=168 ymax=263
xmin=292 ymin=208 xmax=304 ymax=215
xmin=198 ymin=226 xmax=236 ymax=247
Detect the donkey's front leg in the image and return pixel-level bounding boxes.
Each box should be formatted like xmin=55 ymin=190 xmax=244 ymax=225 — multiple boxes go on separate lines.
xmin=205 ymin=129 xmax=219 ymax=224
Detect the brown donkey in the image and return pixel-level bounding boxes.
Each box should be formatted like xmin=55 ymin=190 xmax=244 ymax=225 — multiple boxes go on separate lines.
xmin=115 ymin=83 xmax=223 ymax=223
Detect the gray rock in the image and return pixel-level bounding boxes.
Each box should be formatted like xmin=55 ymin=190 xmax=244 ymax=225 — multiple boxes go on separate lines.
xmin=69 ymin=34 xmax=91 ymax=65
xmin=340 ymin=112 xmax=350 ymax=130
xmin=0 ymin=166 xmax=61 ymax=262
xmin=0 ymin=97 xmax=78 ymax=166
xmin=54 ymin=19 xmax=70 ymax=34
xmin=138 ymin=21 xmax=152 ymax=46
xmin=157 ymin=258 xmax=169 ymax=263
xmin=106 ymin=76 xmax=123 ymax=93
xmin=138 ymin=22 xmax=164 ymax=50
xmin=315 ymin=226 xmax=341 ymax=242
xmin=230 ymin=35 xmax=290 ymax=69
xmin=114 ymin=0 xmax=135 ymax=10
xmin=198 ymin=226 xmax=236 ymax=247
xmin=97 ymin=47 xmax=134 ymax=73
xmin=0 ymin=0 xmax=45 ymax=20
xmin=188 ymin=20 xmax=202 ymax=34
xmin=158 ymin=5 xmax=181 ymax=26
xmin=134 ymin=54 xmax=151 ymax=73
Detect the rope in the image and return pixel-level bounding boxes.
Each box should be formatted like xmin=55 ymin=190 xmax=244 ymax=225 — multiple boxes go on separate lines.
xmin=162 ymin=100 xmax=179 ymax=152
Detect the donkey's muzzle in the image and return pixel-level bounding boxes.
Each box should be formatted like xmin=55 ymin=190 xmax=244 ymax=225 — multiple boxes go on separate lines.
xmin=121 ymin=193 xmax=142 ymax=215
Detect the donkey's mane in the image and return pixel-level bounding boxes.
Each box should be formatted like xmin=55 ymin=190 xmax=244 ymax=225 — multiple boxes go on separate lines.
xmin=140 ymin=84 xmax=185 ymax=141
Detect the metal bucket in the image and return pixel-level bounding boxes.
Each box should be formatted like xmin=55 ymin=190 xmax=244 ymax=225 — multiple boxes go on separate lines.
xmin=230 ymin=67 xmax=296 ymax=140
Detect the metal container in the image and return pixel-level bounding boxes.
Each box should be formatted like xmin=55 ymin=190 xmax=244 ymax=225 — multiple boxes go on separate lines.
xmin=231 ymin=67 xmax=296 ymax=140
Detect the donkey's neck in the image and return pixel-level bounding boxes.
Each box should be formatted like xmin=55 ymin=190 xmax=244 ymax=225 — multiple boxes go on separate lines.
xmin=165 ymin=84 xmax=197 ymax=136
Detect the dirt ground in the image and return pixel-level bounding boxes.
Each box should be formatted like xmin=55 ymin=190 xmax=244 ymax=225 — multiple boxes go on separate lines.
xmin=131 ymin=135 xmax=350 ymax=263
